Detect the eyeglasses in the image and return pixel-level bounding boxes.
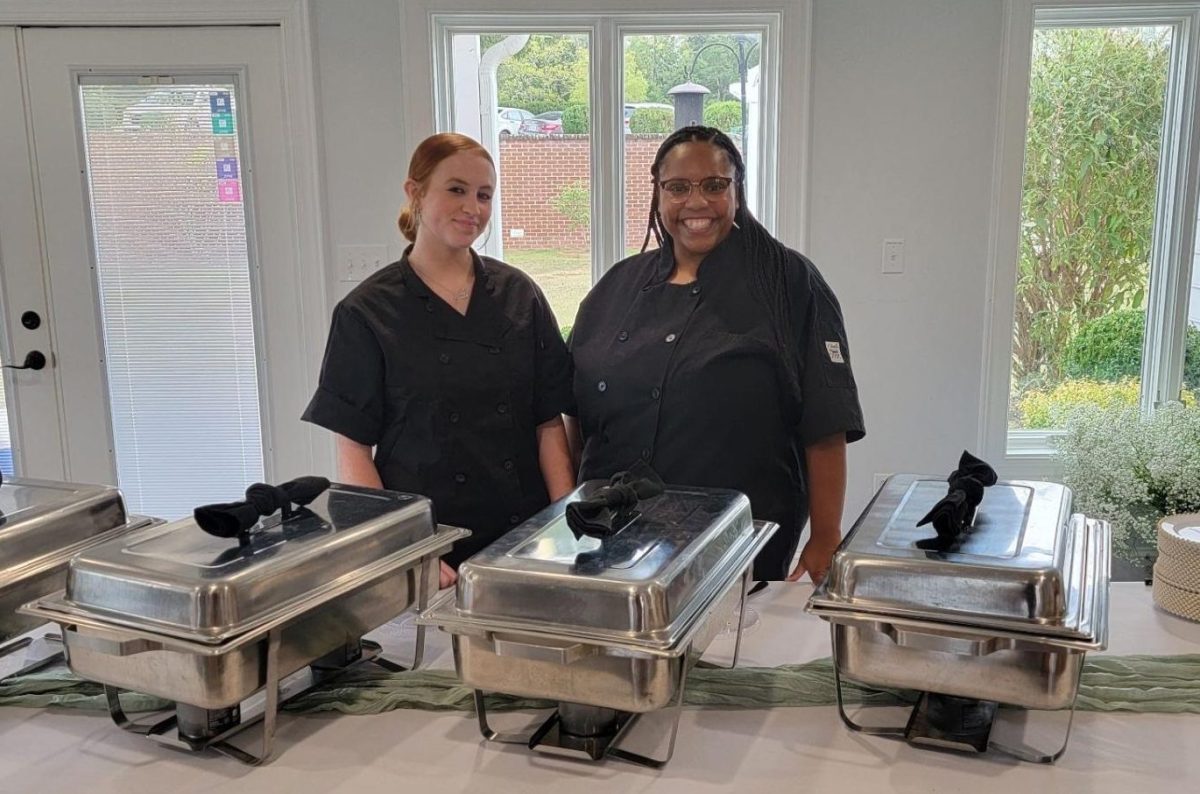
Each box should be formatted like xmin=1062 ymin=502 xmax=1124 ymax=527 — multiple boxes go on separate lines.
xmin=657 ymin=176 xmax=734 ymax=203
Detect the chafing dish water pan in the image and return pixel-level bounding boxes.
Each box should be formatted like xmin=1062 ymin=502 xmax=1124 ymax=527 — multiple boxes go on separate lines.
xmin=421 ymin=482 xmax=778 ymax=768
xmin=23 ymin=483 xmax=469 ymax=764
xmin=0 ymin=475 xmax=155 ymax=677
xmin=806 ymin=474 xmax=1110 ymax=763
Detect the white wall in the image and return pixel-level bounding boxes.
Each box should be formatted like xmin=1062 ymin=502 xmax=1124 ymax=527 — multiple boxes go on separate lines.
xmin=311 ymin=0 xmax=1009 ymax=521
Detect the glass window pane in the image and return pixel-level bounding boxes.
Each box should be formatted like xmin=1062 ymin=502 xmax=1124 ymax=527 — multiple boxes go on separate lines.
xmin=1008 ymin=26 xmax=1171 ymax=433
xmin=1185 ymin=214 xmax=1200 ymax=398
xmin=448 ymin=32 xmax=592 ymax=332
xmin=79 ymin=81 xmax=264 ymax=518
xmin=622 ymin=32 xmax=763 ymax=257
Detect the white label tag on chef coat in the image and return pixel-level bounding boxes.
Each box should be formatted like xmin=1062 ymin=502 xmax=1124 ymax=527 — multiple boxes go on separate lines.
xmin=825 ymin=341 xmax=845 ymax=364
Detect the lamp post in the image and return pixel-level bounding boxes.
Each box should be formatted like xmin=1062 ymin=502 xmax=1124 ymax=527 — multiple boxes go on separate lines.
xmin=685 ymin=34 xmax=758 ymax=137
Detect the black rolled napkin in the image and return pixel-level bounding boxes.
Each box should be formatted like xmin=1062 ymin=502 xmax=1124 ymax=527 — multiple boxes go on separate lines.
xmin=194 ymin=476 xmax=331 ymax=545
xmin=915 ymin=451 xmax=998 ymax=551
xmin=565 ymin=462 xmax=665 ymax=540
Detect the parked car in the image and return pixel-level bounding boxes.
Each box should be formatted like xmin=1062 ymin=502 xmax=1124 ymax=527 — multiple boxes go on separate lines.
xmin=497 ymin=107 xmax=534 ymax=136
xmin=520 ymin=110 xmax=563 ymax=135
xmin=121 ymin=89 xmax=217 ymax=131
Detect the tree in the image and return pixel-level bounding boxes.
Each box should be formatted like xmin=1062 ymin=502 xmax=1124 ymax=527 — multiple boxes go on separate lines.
xmin=494 ymin=34 xmax=589 ymax=114
xmin=1013 ymin=27 xmax=1169 ymax=383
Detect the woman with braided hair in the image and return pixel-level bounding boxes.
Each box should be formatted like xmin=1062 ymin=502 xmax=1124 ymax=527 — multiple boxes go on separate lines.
xmin=565 ymin=126 xmax=864 ymax=586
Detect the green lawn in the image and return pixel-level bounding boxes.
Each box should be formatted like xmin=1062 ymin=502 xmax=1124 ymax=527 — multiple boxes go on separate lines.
xmin=503 ymin=245 xmax=658 ymax=330
xmin=504 ymin=248 xmax=591 ymax=328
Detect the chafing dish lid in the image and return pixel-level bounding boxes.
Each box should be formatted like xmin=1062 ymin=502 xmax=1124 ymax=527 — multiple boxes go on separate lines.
xmin=452 ymin=482 xmax=756 ymax=642
xmin=812 ymin=474 xmax=1094 ymax=632
xmin=0 ymin=477 xmax=129 ymax=588
xmin=63 ymin=484 xmax=436 ymax=638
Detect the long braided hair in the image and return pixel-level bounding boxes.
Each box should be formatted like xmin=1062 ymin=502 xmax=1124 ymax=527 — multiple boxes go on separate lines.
xmin=642 ymin=126 xmax=803 ymax=412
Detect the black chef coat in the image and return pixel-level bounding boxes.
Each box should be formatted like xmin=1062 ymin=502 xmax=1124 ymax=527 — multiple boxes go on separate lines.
xmin=302 ymin=249 xmax=573 ymax=566
xmin=569 ymin=228 xmax=865 ymax=579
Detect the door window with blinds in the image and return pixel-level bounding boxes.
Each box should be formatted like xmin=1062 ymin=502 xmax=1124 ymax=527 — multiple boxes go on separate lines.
xmin=77 ymin=79 xmax=264 ymax=518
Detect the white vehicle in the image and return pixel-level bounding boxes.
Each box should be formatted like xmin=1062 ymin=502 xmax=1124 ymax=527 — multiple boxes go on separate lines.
xmin=497 ymin=107 xmax=534 ymax=136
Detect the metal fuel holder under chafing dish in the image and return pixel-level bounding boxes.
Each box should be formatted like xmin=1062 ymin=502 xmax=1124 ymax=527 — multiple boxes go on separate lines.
xmin=23 ymin=483 xmax=469 ymax=765
xmin=806 ymin=474 xmax=1111 ymax=763
xmin=421 ymin=482 xmax=779 ymax=768
xmin=0 ymin=475 xmax=157 ymax=679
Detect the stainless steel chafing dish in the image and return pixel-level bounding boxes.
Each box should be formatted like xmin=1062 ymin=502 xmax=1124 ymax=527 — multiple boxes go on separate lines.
xmin=806 ymin=474 xmax=1110 ymax=763
xmin=23 ymin=483 xmax=468 ymax=764
xmin=421 ymin=482 xmax=778 ymax=768
xmin=1 ymin=476 xmax=155 ymax=677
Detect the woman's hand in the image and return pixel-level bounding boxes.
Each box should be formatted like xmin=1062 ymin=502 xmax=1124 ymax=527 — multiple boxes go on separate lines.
xmin=439 ymin=560 xmax=459 ymax=589
xmin=786 ymin=534 xmax=840 ymax=585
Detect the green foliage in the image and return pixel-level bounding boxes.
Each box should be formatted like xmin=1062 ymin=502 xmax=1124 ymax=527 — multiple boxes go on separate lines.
xmin=1013 ymin=27 xmax=1169 ymax=382
xmin=704 ymin=100 xmax=742 ymax=131
xmin=1018 ymin=378 xmax=1142 ymax=429
xmin=562 ymin=103 xmax=589 ymax=134
xmin=1062 ymin=309 xmax=1146 ymax=381
xmin=629 ymin=108 xmax=673 ymax=134
xmin=1061 ymin=309 xmax=1200 ymax=388
xmin=552 ymin=180 xmax=590 ymax=229
xmin=493 ymin=34 xmax=589 ymax=115
xmin=683 ymin=34 xmax=760 ymax=103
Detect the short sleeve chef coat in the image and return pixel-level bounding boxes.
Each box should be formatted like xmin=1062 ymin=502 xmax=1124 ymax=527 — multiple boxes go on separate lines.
xmin=568 ymin=228 xmax=865 ymax=580
xmin=302 ymin=249 xmax=574 ymax=566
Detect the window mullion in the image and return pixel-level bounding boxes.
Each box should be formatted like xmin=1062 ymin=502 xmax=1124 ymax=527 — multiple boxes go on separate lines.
xmin=592 ymin=17 xmax=621 ymax=283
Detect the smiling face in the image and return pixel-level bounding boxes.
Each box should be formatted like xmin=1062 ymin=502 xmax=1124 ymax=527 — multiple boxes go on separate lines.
xmin=405 ymin=150 xmax=495 ymax=251
xmin=656 ymin=141 xmax=738 ymax=268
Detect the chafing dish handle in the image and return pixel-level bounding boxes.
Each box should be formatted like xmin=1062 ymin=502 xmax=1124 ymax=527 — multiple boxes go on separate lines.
xmin=63 ymin=629 xmax=162 ymax=656
xmin=877 ymin=623 xmax=1008 ymax=656
xmin=489 ymin=635 xmax=600 ymax=665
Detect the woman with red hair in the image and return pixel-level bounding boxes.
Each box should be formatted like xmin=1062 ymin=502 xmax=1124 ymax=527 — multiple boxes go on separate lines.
xmin=304 ymin=133 xmax=575 ymax=587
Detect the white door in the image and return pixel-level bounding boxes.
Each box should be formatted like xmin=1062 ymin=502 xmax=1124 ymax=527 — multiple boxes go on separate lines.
xmin=0 ymin=26 xmax=315 ymax=518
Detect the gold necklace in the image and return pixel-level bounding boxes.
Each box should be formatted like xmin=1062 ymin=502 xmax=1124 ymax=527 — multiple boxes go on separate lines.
xmin=412 ymin=262 xmax=473 ymax=303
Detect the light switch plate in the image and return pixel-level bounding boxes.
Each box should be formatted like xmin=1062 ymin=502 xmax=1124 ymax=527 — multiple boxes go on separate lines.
xmin=882 ymin=239 xmax=905 ymax=274
xmin=339 ymin=245 xmax=389 ymax=282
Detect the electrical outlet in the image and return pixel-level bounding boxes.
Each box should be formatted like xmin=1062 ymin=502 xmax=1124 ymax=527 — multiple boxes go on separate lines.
xmin=338 ymin=245 xmax=389 ymax=282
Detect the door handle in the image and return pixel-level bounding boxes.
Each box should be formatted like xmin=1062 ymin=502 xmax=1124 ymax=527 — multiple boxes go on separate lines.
xmin=3 ymin=351 xmax=47 ymax=371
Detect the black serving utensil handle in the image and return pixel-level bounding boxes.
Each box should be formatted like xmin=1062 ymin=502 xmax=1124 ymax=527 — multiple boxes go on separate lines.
xmin=195 ymin=476 xmax=331 ymax=546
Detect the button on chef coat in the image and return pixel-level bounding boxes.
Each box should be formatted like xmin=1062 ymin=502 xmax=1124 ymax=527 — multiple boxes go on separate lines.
xmin=302 ymin=249 xmax=573 ymax=566
xmin=569 ymin=228 xmax=865 ymax=579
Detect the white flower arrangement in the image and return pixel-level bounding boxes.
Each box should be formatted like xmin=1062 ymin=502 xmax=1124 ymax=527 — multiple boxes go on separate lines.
xmin=1054 ymin=402 xmax=1200 ymax=564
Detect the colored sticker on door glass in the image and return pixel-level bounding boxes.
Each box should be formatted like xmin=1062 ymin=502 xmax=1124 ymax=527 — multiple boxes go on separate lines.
xmin=211 ymin=112 xmax=234 ymax=135
xmin=209 ymin=91 xmax=232 ymax=115
xmin=213 ymin=137 xmax=237 ymax=158
xmin=216 ymin=157 xmax=239 ymax=180
xmin=217 ymin=179 xmax=242 ymax=203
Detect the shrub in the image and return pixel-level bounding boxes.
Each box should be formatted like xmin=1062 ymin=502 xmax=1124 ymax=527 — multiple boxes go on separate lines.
xmin=1017 ymin=378 xmax=1141 ymax=429
xmin=703 ymin=100 xmax=742 ymax=132
xmin=562 ymin=103 xmax=589 ymax=134
xmin=551 ymin=180 xmax=590 ymax=230
xmin=1062 ymin=309 xmax=1146 ymax=381
xmin=1062 ymin=308 xmax=1200 ymax=388
xmin=629 ymin=108 xmax=673 ymax=134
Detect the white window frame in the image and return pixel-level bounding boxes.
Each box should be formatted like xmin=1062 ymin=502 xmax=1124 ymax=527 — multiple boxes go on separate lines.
xmin=401 ymin=0 xmax=810 ymax=283
xmin=980 ymin=0 xmax=1200 ymax=474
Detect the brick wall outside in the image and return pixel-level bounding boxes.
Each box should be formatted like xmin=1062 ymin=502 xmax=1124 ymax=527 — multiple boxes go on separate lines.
xmin=497 ymin=134 xmax=666 ymax=254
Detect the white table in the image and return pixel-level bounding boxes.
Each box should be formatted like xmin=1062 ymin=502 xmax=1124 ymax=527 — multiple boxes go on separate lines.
xmin=1 ymin=582 xmax=1197 ymax=793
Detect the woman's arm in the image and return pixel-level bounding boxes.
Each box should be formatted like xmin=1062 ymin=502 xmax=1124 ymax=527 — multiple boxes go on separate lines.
xmin=537 ymin=416 xmax=576 ymax=501
xmin=562 ymin=415 xmax=583 ymax=475
xmin=335 ymin=433 xmax=457 ymax=588
xmin=787 ymin=431 xmax=847 ymax=585
xmin=334 ymin=434 xmax=383 ymax=488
